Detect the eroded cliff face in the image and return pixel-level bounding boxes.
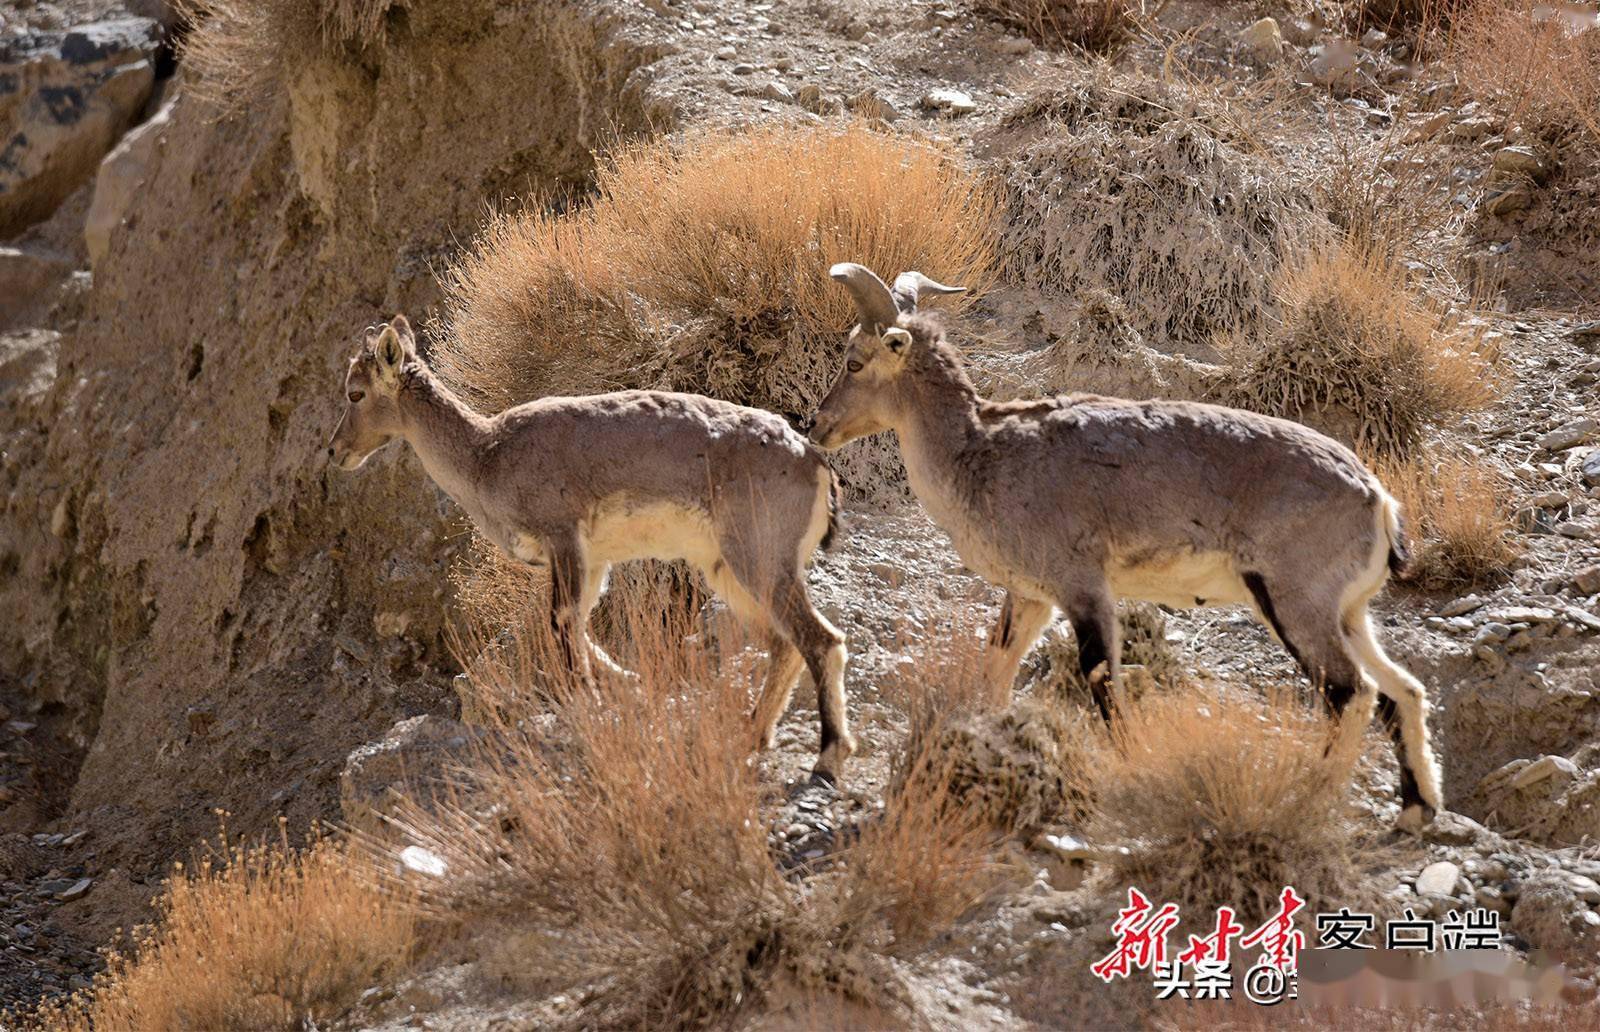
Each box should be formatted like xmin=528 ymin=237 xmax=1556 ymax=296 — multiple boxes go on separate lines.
xmin=0 ymin=0 xmax=669 ymax=870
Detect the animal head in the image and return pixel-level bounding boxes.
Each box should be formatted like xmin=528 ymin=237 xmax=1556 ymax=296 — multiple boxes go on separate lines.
xmin=328 ymin=314 xmax=418 ymax=471
xmin=808 ymin=262 xmax=965 ymax=450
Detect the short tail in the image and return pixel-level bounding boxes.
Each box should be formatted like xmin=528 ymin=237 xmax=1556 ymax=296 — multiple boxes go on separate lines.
xmin=1382 ymin=493 xmax=1411 ymax=580
xmin=819 ymin=467 xmax=844 ymax=552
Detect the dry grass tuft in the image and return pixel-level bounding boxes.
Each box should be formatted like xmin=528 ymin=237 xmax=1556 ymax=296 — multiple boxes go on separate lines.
xmin=32 ymin=829 xmax=415 ymax=1031
xmin=438 ymin=123 xmax=998 ymax=417
xmin=974 ymin=0 xmax=1140 ymax=52
xmin=884 ymin=614 xmax=1095 ymax=835
xmin=1228 ymin=242 xmax=1497 ymax=456
xmin=1032 ymin=601 xmax=1177 ymax=708
xmin=1082 ymin=683 xmax=1359 ymax=920
xmin=1378 ymin=451 xmax=1519 ymax=589
xmin=1454 ymin=0 xmax=1600 ymax=145
xmin=178 ymin=0 xmax=407 ymax=108
xmin=389 ymin=589 xmax=1000 ymax=1026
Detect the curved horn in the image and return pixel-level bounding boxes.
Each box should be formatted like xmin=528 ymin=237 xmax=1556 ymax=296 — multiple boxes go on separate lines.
xmin=829 ymin=262 xmax=900 ymax=333
xmin=891 ymin=271 xmax=967 ymax=314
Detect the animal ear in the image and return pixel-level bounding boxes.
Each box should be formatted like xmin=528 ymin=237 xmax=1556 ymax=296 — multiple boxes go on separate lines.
xmin=389 ymin=313 xmax=416 ymax=352
xmin=882 ymin=326 xmax=913 ymax=355
xmin=375 ymin=325 xmax=406 ymax=372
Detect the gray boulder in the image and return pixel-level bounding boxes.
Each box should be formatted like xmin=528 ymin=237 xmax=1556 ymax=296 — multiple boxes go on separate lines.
xmin=0 ymin=18 xmax=160 ymax=236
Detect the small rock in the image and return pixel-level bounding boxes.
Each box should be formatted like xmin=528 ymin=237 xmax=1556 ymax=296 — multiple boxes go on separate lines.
xmin=1493 ymin=145 xmax=1549 ymax=181
xmin=1509 ymin=754 xmax=1579 ymax=790
xmin=57 ymin=877 xmax=92 ymax=901
xmin=1555 ymin=521 xmax=1592 ymax=539
xmin=715 ymin=45 xmax=736 ymax=60
xmin=1572 ymin=566 xmax=1600 ymax=595
xmin=1485 ymin=180 xmax=1532 ymax=216
xmin=1484 ymin=606 xmax=1559 ymax=625
xmin=1417 ymin=860 xmax=1463 ymax=896
xmin=920 ymin=87 xmax=976 ymax=116
xmin=760 ymin=81 xmax=794 ymax=103
xmin=1423 ymin=811 xmax=1496 ymax=847
xmin=1531 ymin=490 xmax=1571 ymax=509
xmin=1441 ymin=595 xmax=1484 ymax=617
xmin=731 ymin=63 xmax=756 ymax=75
xmin=1583 ymin=450 xmax=1600 ymax=487
xmin=1538 ymin=418 xmax=1598 ymax=453
xmin=1241 ymin=17 xmax=1283 ymax=59
xmin=848 ymin=88 xmax=898 ymax=121
xmin=1404 ymin=110 xmax=1452 ymax=144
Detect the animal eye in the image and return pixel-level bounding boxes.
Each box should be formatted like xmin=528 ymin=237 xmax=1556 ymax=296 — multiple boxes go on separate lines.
xmin=846 ymin=360 xmax=863 ymax=374
xmin=348 ymin=390 xmax=365 ymax=403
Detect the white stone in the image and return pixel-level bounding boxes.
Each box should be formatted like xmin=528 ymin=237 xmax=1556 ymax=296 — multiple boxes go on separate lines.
xmin=1416 ymin=860 xmax=1462 ymax=897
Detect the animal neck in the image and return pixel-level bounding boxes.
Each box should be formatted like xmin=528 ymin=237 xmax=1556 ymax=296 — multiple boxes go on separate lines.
xmin=396 ymin=364 xmax=492 ymax=504
xmin=891 ymin=349 xmax=984 ymax=507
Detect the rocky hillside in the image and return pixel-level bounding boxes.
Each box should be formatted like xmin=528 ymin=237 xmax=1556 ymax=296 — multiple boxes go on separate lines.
xmin=1 ymin=0 xmax=1598 ymax=1025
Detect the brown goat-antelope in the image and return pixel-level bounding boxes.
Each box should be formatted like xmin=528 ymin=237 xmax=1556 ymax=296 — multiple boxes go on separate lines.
xmin=329 ymin=316 xmax=854 ymax=780
xmin=809 ymin=263 xmax=1443 ymax=827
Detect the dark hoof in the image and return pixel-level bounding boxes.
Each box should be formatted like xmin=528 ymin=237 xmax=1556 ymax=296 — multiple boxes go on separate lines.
xmin=808 ymin=768 xmax=838 ymax=790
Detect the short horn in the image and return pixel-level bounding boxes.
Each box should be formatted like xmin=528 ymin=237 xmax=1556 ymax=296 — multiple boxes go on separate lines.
xmin=829 ymin=262 xmax=900 ymax=333
xmin=891 ymin=271 xmax=967 ymax=314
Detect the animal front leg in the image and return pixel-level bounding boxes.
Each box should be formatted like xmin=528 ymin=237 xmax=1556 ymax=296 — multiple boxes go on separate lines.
xmin=547 ymin=544 xmax=594 ymax=687
xmin=981 ymin=592 xmax=1056 ymax=708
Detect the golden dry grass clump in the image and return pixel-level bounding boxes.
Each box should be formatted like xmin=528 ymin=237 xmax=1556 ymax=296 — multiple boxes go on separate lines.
xmin=178 ymin=0 xmax=406 ymax=106
xmin=1378 ymin=452 xmax=1519 ymax=589
xmin=438 ymin=123 xmax=998 ymax=418
xmin=33 ymin=830 xmax=415 ymax=1031
xmin=1454 ymin=0 xmax=1600 ymax=145
xmin=392 ymin=588 xmax=1001 ymax=1026
xmin=1082 ymin=683 xmax=1359 ymax=921
xmin=1228 ymin=243 xmax=1497 ymax=456
xmin=973 ymin=0 xmax=1140 ymax=52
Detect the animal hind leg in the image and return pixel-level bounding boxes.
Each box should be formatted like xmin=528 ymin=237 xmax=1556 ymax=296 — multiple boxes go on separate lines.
xmin=577 ymin=562 xmax=637 ymax=680
xmin=1244 ymin=573 xmax=1377 ymax=768
xmin=1345 ymin=606 xmax=1443 ymax=824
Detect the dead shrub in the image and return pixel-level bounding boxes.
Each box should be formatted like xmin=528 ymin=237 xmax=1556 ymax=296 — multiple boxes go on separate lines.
xmin=1228 ymin=243 xmax=1497 ymax=456
xmin=32 ymin=829 xmax=415 ymax=1031
xmin=385 ymin=589 xmax=1000 ymax=1027
xmin=1082 ymin=683 xmax=1359 ymax=921
xmin=1378 ymin=452 xmax=1519 ymax=589
xmin=974 ymin=0 xmax=1140 ymax=52
xmin=178 ymin=0 xmax=407 ymax=107
xmin=1454 ymin=0 xmax=1600 ymax=145
xmin=438 ymin=123 xmax=998 ymax=417
xmin=999 ymin=67 xmax=1315 ymax=361
xmin=884 ymin=612 xmax=1095 ymax=835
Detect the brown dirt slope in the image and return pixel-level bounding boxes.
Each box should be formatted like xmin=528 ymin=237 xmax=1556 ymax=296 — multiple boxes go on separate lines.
xmin=0 ymin=0 xmax=667 ymax=871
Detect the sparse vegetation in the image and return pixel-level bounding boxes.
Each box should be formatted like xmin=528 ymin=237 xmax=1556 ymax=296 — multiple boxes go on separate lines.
xmin=438 ymin=123 xmax=998 ymax=416
xmin=887 ymin=616 xmax=1096 ymax=835
xmin=1378 ymin=451 xmax=1520 ymax=589
xmin=973 ymin=0 xmax=1140 ymax=52
xmin=178 ymin=0 xmax=407 ymax=106
xmin=33 ymin=830 xmax=415 ymax=1031
xmin=1454 ymin=0 xmax=1600 ymax=144
xmin=1229 ymin=242 xmax=1497 ymax=455
xmin=1081 ymin=683 xmax=1361 ymax=920
xmin=387 ymin=590 xmax=1002 ymax=1027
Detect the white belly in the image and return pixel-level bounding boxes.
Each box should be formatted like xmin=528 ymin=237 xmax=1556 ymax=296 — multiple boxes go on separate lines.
xmin=1107 ymin=549 xmax=1250 ymax=608
xmin=582 ymin=497 xmax=720 ymax=567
